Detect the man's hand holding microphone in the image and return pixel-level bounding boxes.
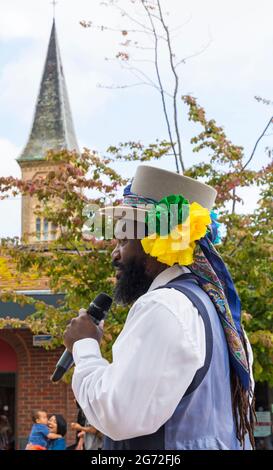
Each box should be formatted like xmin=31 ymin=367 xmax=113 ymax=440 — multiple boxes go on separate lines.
xmin=64 ymin=308 xmax=104 ymax=352
xmin=51 ymin=293 xmax=112 ymax=382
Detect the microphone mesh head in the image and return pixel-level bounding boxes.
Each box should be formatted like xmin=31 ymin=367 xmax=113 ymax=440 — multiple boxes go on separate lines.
xmin=93 ymin=293 xmax=112 ymax=311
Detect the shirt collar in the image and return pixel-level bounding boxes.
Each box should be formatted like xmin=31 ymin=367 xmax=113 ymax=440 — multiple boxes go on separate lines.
xmin=148 ymin=265 xmax=190 ymax=292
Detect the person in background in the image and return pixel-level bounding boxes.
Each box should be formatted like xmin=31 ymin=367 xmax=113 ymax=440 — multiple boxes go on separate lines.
xmin=47 ymin=414 xmax=67 ymax=450
xmin=66 ymin=401 xmax=86 ymax=450
xmin=0 ymin=415 xmax=12 ymax=450
xmin=26 ymin=410 xmax=62 ymax=450
xmin=71 ymin=421 xmax=103 ymax=450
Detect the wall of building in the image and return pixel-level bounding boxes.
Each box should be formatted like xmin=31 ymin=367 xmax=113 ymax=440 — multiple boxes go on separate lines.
xmin=19 ymin=160 xmax=63 ymax=243
xmin=0 ymin=329 xmax=76 ymax=449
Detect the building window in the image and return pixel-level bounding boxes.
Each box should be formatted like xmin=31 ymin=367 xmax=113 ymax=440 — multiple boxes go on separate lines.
xmin=36 ymin=218 xmax=41 ymax=240
xmin=51 ymin=223 xmax=58 ymax=240
xmin=44 ymin=218 xmax=49 ymax=241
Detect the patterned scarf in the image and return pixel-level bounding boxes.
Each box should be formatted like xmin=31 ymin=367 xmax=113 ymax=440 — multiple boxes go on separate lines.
xmin=189 ymin=230 xmax=250 ymax=391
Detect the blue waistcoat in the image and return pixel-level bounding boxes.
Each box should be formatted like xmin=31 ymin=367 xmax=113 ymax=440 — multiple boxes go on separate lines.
xmin=103 ymin=274 xmax=251 ymax=450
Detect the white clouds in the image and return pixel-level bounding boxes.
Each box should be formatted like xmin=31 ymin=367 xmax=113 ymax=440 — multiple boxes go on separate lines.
xmin=0 ymin=138 xmax=20 ymax=177
xmin=0 ymin=0 xmax=49 ymax=40
xmin=1 ymin=0 xmax=272 ymax=125
xmin=0 ymin=138 xmax=21 ymax=237
xmin=0 ymin=50 xmax=42 ymax=125
xmin=0 ymin=198 xmax=21 ymax=238
xmin=225 ymin=185 xmax=261 ymax=215
xmin=0 ymin=1 xmax=123 ymax=135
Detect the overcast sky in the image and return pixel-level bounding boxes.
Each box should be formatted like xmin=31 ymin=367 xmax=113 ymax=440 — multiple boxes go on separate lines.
xmin=0 ymin=0 xmax=272 ymax=238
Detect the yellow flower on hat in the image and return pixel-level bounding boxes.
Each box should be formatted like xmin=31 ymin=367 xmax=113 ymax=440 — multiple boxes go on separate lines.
xmin=141 ymin=200 xmax=211 ymax=266
xmin=189 ymin=202 xmax=211 ymax=242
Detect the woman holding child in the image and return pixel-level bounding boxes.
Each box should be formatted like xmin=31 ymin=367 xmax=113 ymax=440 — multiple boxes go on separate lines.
xmin=26 ymin=410 xmax=67 ymax=450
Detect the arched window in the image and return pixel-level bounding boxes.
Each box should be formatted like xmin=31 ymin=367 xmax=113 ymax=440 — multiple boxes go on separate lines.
xmin=43 ymin=218 xmax=49 ymax=241
xmin=36 ymin=218 xmax=41 ymax=240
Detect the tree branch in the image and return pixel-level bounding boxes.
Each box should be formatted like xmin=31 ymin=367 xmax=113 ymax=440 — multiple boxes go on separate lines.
xmin=121 ymin=64 xmax=167 ymax=91
xmin=156 ymin=0 xmax=184 ymax=172
xmin=228 ymin=235 xmax=248 ymax=256
xmin=97 ymin=81 xmax=150 ymax=89
xmin=175 ymin=38 xmax=212 ymax=69
xmin=242 ymin=115 xmax=273 ymax=171
xmin=231 ymin=188 xmax=236 ymax=214
xmin=141 ymin=0 xmax=179 ymax=172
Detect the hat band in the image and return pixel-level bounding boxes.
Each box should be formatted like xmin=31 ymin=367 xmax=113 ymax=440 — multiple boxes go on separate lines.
xmin=123 ymin=183 xmax=158 ymax=207
xmin=123 ymin=194 xmax=158 ymax=207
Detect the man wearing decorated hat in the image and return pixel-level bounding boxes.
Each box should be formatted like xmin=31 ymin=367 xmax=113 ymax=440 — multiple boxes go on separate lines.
xmin=64 ymin=165 xmax=255 ymax=450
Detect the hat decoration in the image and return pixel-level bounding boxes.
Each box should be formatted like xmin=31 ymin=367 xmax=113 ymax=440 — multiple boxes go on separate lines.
xmin=123 ymin=184 xmax=222 ymax=266
xmin=141 ymin=194 xmax=212 ymax=266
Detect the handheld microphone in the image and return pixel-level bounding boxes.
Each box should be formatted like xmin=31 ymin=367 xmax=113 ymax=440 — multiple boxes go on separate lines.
xmin=51 ymin=292 xmax=112 ymax=383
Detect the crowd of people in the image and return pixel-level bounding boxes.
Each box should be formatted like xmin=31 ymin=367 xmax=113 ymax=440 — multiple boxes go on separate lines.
xmin=0 ymin=403 xmax=103 ymax=451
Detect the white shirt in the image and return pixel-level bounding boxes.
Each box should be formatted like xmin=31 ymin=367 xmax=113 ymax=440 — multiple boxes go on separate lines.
xmin=72 ymin=265 xmax=206 ymax=441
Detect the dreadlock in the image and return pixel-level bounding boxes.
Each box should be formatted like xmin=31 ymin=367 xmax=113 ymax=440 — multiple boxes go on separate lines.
xmin=231 ymin=333 xmax=256 ymax=449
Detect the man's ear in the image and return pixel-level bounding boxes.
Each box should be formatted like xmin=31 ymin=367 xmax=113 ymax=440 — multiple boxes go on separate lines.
xmin=143 ymin=255 xmax=153 ymax=276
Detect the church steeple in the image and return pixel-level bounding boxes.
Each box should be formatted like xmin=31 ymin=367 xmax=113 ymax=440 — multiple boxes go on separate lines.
xmin=18 ymin=20 xmax=79 ymax=243
xmin=18 ymin=19 xmax=79 ymax=162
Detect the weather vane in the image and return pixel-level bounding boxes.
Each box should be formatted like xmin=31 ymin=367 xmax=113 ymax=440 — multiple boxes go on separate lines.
xmin=51 ymin=0 xmax=58 ymax=18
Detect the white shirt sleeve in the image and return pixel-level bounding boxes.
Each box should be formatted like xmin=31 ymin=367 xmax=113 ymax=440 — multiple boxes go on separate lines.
xmin=72 ymin=289 xmax=205 ymax=441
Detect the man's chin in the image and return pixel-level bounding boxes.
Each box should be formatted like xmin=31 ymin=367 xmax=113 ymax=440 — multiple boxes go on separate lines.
xmin=113 ymin=260 xmax=153 ymax=305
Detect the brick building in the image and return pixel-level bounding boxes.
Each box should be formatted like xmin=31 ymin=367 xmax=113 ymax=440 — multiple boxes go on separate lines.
xmin=0 ymin=20 xmax=79 ymax=449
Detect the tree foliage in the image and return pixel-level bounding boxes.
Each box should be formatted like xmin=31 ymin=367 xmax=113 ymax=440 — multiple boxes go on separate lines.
xmin=0 ymin=1 xmax=272 ymax=383
xmin=182 ymin=96 xmax=273 ymax=383
xmin=0 ymin=109 xmax=272 ymax=381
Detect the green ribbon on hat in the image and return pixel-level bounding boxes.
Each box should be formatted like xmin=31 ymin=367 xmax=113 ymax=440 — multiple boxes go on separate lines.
xmin=145 ymin=194 xmax=190 ymax=236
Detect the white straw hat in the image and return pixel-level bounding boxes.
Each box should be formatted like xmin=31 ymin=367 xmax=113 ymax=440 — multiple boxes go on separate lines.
xmin=100 ymin=165 xmax=217 ymax=221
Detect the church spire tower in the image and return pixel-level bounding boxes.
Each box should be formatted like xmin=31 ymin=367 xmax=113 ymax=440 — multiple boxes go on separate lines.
xmin=17 ymin=19 xmax=79 ymax=242
xmin=18 ymin=19 xmax=79 ymax=163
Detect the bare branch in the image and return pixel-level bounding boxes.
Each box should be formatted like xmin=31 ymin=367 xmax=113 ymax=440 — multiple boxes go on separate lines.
xmin=123 ymin=58 xmax=155 ymax=64
xmin=129 ymin=45 xmax=154 ymax=50
xmin=80 ymin=21 xmax=155 ymax=37
xmin=111 ymin=3 xmax=154 ymax=34
xmin=175 ymin=38 xmax=212 ymax=69
xmin=170 ymin=15 xmax=193 ymax=37
xmin=126 ymin=66 xmax=175 ymax=96
xmin=141 ymin=0 xmax=179 ymax=172
xmin=121 ymin=64 xmax=160 ymax=89
xmin=97 ymin=81 xmax=148 ymax=89
xmin=231 ymin=115 xmax=272 ymax=214
xmin=231 ymin=188 xmax=236 ymax=214
xmin=242 ymin=116 xmax=273 ymax=171
xmin=156 ymin=0 xmax=184 ymax=172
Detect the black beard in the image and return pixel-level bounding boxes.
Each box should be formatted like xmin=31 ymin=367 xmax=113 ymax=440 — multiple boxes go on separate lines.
xmin=113 ymin=258 xmax=154 ymax=306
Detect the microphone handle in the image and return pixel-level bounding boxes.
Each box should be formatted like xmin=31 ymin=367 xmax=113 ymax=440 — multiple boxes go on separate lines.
xmin=51 ymin=312 xmax=101 ymax=382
